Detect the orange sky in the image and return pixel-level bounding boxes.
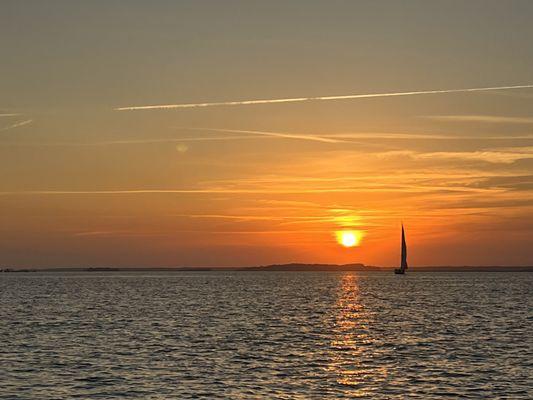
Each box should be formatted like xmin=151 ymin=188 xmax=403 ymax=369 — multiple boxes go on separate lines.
xmin=1 ymin=2 xmax=532 ymax=267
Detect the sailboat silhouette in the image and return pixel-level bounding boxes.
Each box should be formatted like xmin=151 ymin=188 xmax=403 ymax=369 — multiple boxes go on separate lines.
xmin=394 ymin=225 xmax=408 ymax=275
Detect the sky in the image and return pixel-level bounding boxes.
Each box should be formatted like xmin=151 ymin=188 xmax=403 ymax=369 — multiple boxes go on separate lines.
xmin=1 ymin=0 xmax=532 ymax=268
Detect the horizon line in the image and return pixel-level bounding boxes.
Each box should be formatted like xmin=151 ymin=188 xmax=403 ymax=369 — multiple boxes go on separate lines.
xmin=2 ymin=265 xmax=532 ymax=271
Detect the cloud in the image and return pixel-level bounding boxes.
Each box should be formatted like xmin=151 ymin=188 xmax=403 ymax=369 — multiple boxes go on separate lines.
xmin=0 ymin=184 xmax=502 ymax=197
xmin=0 ymin=113 xmax=22 ymax=117
xmin=0 ymin=119 xmax=32 ymax=132
xmin=330 ymin=132 xmax=533 ymax=140
xmin=379 ymin=146 xmax=533 ymax=164
xmin=423 ymin=115 xmax=533 ymax=124
xmin=332 ymin=133 xmax=452 ymax=140
xmin=0 ymin=188 xmax=428 ymax=196
xmin=472 ymin=175 xmax=533 ymax=191
xmin=169 ymin=213 xmax=329 ymax=222
xmin=115 ymin=84 xmax=533 ymax=111
xmin=72 ymin=228 xmax=334 ymax=238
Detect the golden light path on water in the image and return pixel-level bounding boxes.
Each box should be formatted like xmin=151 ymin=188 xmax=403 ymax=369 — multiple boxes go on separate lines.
xmin=327 ymin=274 xmax=388 ymax=392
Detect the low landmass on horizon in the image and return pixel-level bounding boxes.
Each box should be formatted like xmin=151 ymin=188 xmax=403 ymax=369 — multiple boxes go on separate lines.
xmin=2 ymin=264 xmax=532 ymax=272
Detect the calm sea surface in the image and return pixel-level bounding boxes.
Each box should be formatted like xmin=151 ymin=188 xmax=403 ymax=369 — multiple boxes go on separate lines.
xmin=1 ymin=271 xmax=531 ymax=399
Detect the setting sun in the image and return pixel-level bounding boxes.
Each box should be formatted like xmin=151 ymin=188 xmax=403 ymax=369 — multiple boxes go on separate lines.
xmin=336 ymin=231 xmax=363 ymax=248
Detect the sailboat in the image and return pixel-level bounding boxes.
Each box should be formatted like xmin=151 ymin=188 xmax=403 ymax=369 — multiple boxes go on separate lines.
xmin=394 ymin=225 xmax=408 ymax=275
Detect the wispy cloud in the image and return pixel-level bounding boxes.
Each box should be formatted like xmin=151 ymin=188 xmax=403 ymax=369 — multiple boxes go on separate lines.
xmin=379 ymin=146 xmax=533 ymax=164
xmin=0 ymin=113 xmax=22 ymax=117
xmin=0 ymin=184 xmax=502 ymax=197
xmin=328 ymin=133 xmax=533 ymax=140
xmin=4 ymin=165 xmax=520 ymax=197
xmin=424 ymin=115 xmax=533 ymax=124
xmin=0 ymin=119 xmax=32 ymax=132
xmin=0 ymin=188 xmax=431 ymax=196
xmin=169 ymin=213 xmax=329 ymax=222
xmin=201 ymin=176 xmax=509 ymax=195
xmin=72 ymin=228 xmax=334 ymax=238
xmin=115 ymin=84 xmax=533 ymax=111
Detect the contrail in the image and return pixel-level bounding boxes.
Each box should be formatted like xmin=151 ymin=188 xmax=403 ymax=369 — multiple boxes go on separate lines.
xmin=182 ymin=127 xmax=344 ymax=143
xmin=178 ymin=128 xmax=533 ymax=143
xmin=0 ymin=119 xmax=32 ymax=132
xmin=0 ymin=135 xmax=277 ymax=147
xmin=115 ymin=84 xmax=533 ymax=111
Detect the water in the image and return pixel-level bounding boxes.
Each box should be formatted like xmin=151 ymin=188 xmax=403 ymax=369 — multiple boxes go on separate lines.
xmin=1 ymin=271 xmax=531 ymax=399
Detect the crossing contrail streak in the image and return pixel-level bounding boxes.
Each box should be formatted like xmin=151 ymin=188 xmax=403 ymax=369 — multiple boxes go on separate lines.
xmin=0 ymin=119 xmax=32 ymax=132
xmin=182 ymin=127 xmax=344 ymax=143
xmin=115 ymin=84 xmax=533 ymax=111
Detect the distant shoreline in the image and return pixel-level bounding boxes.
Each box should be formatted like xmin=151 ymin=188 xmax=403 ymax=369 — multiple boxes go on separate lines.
xmin=1 ymin=264 xmax=532 ymax=273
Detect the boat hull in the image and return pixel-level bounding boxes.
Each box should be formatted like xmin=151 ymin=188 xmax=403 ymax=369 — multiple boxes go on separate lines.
xmin=394 ymin=268 xmax=405 ymax=274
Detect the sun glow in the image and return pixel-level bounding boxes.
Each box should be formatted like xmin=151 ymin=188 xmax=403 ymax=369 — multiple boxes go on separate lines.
xmin=336 ymin=230 xmax=363 ymax=248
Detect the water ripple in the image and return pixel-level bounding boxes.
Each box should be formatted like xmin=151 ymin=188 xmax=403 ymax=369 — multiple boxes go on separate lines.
xmin=1 ymin=271 xmax=531 ymax=399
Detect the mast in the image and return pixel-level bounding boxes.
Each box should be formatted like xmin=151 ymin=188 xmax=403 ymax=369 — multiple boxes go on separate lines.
xmin=401 ymin=224 xmax=408 ymax=271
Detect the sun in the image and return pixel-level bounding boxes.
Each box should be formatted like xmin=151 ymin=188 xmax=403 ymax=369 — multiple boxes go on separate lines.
xmin=336 ymin=230 xmax=363 ymax=248
xmin=340 ymin=232 xmax=357 ymax=247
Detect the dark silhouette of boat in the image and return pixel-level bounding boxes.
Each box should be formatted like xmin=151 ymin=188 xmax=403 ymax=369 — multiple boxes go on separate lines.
xmin=394 ymin=225 xmax=408 ymax=275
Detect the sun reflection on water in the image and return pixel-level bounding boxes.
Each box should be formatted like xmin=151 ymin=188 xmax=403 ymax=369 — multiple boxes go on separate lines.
xmin=327 ymin=273 xmax=388 ymax=391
